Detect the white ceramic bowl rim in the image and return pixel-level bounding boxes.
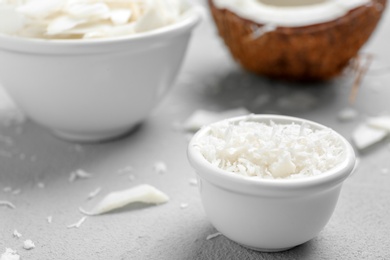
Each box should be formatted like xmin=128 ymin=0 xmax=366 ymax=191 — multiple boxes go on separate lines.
xmin=0 ymin=6 xmax=203 ymax=54
xmin=188 ymin=114 xmax=356 ymax=197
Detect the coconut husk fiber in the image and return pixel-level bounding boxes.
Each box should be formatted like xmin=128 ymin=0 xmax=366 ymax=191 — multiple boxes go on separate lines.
xmin=209 ymin=0 xmax=387 ymax=81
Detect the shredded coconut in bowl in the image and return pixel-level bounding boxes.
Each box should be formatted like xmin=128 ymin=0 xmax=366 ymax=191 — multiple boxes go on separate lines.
xmin=0 ymin=0 xmax=191 ymax=39
xmin=194 ymin=118 xmax=346 ymax=179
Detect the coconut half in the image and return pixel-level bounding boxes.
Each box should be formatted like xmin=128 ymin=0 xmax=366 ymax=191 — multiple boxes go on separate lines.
xmin=209 ymin=0 xmax=387 ymax=81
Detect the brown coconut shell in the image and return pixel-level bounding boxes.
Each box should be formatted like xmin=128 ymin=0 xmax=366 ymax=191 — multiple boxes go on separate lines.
xmin=209 ymin=0 xmax=387 ymax=81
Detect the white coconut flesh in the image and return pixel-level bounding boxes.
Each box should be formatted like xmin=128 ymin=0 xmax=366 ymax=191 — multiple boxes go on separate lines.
xmin=212 ymin=0 xmax=372 ymax=27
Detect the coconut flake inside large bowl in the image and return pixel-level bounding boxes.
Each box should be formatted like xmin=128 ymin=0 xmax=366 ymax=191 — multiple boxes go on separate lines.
xmin=0 ymin=0 xmax=191 ymax=39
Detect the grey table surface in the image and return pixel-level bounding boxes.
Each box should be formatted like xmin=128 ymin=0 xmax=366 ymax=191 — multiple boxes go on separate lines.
xmin=1 ymin=2 xmax=390 ymax=260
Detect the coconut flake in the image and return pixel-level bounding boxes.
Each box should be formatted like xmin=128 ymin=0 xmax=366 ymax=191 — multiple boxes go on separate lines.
xmin=67 ymin=216 xmax=87 ymax=229
xmin=22 ymin=240 xmax=35 ymax=250
xmin=12 ymin=230 xmax=21 ymax=239
xmin=180 ymin=203 xmax=188 ymax=209
xmin=352 ymin=123 xmax=388 ymax=150
xmin=153 ymin=161 xmax=167 ymax=174
xmin=206 ymin=232 xmax=222 ymax=240
xmin=79 ymin=184 xmax=169 ymax=216
xmin=367 ymin=115 xmax=390 ymax=131
xmin=0 ymin=200 xmax=15 ymax=209
xmin=110 ymin=9 xmax=132 ymax=25
xmin=87 ymin=187 xmax=102 ymax=200
xmin=188 ymin=178 xmax=198 ymax=186
xmin=338 ymin=108 xmax=358 ymax=122
xmin=0 ymin=248 xmax=20 ymax=260
xmin=69 ymin=169 xmax=93 ymax=182
xmin=5 ymin=0 xmax=191 ymax=39
xmin=47 ymin=215 xmax=53 ymax=224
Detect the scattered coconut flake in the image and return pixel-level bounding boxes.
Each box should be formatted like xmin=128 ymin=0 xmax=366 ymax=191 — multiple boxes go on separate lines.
xmin=69 ymin=169 xmax=93 ymax=182
xmin=0 ymin=200 xmax=15 ymax=209
xmin=3 ymin=187 xmax=12 ymax=192
xmin=180 ymin=203 xmax=188 ymax=209
xmin=87 ymin=187 xmax=102 ymax=200
xmin=128 ymin=174 xmax=136 ymax=182
xmin=249 ymin=23 xmax=276 ymax=40
xmin=182 ymin=108 xmax=250 ymax=132
xmin=189 ymin=178 xmax=198 ymax=186
xmin=11 ymin=189 xmax=21 ymax=195
xmin=79 ymin=184 xmax=169 ymax=216
xmin=73 ymin=144 xmax=84 ymax=153
xmin=153 ymin=161 xmax=167 ymax=174
xmin=0 ymin=248 xmax=20 ymax=260
xmin=12 ymin=230 xmax=21 ymax=239
xmin=352 ymin=123 xmax=388 ymax=150
xmin=194 ymin=119 xmax=345 ymax=179
xmin=206 ymin=232 xmax=222 ymax=240
xmin=67 ymin=216 xmax=87 ymax=229
xmin=22 ymin=240 xmax=35 ymax=250
xmin=47 ymin=216 xmax=52 ymax=224
xmin=37 ymin=182 xmax=45 ymax=189
xmin=338 ymin=108 xmax=358 ymax=122
xmin=367 ymin=115 xmax=390 ymax=131
xmin=117 ymin=166 xmax=134 ymax=175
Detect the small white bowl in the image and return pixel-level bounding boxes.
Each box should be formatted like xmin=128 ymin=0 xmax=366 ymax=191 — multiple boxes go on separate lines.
xmin=188 ymin=114 xmax=356 ymax=252
xmin=0 ymin=7 xmax=202 ymax=142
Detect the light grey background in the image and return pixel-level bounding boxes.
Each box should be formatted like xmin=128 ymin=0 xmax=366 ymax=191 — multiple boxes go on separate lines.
xmin=1 ymin=2 xmax=390 ymax=259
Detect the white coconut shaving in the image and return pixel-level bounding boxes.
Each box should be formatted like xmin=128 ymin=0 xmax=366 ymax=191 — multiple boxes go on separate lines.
xmin=0 ymin=200 xmax=15 ymax=209
xmin=22 ymin=240 xmax=35 ymax=250
xmin=153 ymin=161 xmax=167 ymax=174
xmin=67 ymin=216 xmax=87 ymax=229
xmin=352 ymin=123 xmax=388 ymax=150
xmin=0 ymin=248 xmax=20 ymax=260
xmin=0 ymin=0 xmax=191 ymax=39
xmin=79 ymin=184 xmax=169 ymax=216
xmin=206 ymin=232 xmax=222 ymax=240
xmin=87 ymin=187 xmax=102 ymax=200
xmin=69 ymin=169 xmax=93 ymax=182
xmin=194 ymin=119 xmax=345 ymax=179
xmin=12 ymin=230 xmax=21 ymax=239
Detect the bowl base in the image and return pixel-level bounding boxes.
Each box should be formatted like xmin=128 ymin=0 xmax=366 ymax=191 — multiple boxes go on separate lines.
xmin=239 ymin=243 xmax=296 ymax=253
xmin=53 ymin=124 xmax=141 ymax=143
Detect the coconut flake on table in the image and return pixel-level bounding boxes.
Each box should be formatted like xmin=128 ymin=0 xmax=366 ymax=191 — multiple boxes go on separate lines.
xmin=0 ymin=0 xmax=191 ymax=39
xmin=22 ymin=240 xmax=35 ymax=250
xmin=194 ymin=119 xmax=345 ymax=179
xmin=0 ymin=248 xmax=20 ymax=260
xmin=0 ymin=200 xmax=15 ymax=209
xmin=87 ymin=187 xmax=102 ymax=200
xmin=181 ymin=107 xmax=251 ymax=132
xmin=12 ymin=230 xmax=22 ymax=239
xmin=367 ymin=115 xmax=390 ymax=131
xmin=67 ymin=216 xmax=87 ymax=229
xmin=338 ymin=107 xmax=359 ymax=122
xmin=153 ymin=161 xmax=167 ymax=174
xmin=352 ymin=123 xmax=388 ymax=150
xmin=79 ymin=184 xmax=169 ymax=216
xmin=69 ymin=169 xmax=93 ymax=182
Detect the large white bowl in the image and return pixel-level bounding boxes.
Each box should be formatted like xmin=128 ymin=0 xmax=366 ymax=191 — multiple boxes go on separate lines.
xmin=188 ymin=114 xmax=356 ymax=252
xmin=0 ymin=8 xmax=202 ymax=142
